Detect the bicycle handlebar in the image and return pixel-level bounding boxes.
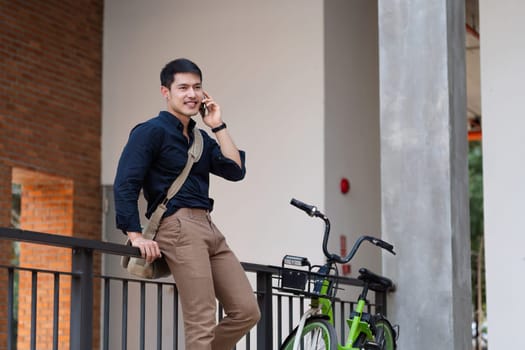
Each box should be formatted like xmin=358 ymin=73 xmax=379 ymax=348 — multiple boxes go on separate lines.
xmin=290 ymin=198 xmax=321 ymax=217
xmin=290 ymin=198 xmax=396 ymax=264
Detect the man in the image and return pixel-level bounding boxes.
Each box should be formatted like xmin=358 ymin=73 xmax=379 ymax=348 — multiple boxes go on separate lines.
xmin=114 ymin=58 xmax=260 ymax=349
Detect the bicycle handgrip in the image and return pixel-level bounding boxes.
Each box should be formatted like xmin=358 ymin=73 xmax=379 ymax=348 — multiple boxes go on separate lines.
xmin=375 ymin=239 xmax=396 ymax=255
xmin=290 ymin=198 xmax=317 ymax=217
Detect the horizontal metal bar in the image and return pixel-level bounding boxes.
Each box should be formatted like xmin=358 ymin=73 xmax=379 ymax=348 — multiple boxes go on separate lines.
xmin=0 ymin=227 xmax=140 ymax=257
xmin=95 ymin=273 xmax=177 ymax=285
xmin=241 ymin=262 xmax=281 ymax=274
xmin=0 ymin=264 xmax=79 ymax=277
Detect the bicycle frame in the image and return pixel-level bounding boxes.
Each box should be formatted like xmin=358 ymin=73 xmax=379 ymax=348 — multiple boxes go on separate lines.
xmin=345 ymin=298 xmax=374 ymax=349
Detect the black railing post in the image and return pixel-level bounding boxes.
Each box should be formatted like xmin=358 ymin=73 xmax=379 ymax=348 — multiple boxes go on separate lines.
xmin=375 ymin=289 xmax=387 ymax=316
xmin=8 ymin=267 xmax=15 ymax=350
xmin=256 ymin=270 xmax=273 ymax=349
xmin=70 ymin=247 xmax=94 ymax=350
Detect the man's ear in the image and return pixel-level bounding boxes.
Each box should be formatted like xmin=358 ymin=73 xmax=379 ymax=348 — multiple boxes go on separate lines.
xmin=160 ymin=86 xmax=170 ymax=99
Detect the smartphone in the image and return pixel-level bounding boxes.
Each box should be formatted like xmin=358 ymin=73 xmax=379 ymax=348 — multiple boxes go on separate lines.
xmin=199 ymin=99 xmax=207 ymax=117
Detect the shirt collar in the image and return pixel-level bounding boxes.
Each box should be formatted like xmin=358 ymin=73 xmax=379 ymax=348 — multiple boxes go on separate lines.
xmin=159 ymin=111 xmax=196 ymax=132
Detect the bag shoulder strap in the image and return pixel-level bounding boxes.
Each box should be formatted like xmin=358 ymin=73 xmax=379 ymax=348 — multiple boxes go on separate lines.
xmin=142 ymin=127 xmax=203 ymax=239
xmin=164 ymin=127 xmax=203 ymax=200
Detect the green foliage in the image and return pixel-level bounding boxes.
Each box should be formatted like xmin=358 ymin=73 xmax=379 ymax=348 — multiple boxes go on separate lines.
xmin=469 ymin=141 xmax=484 ymax=245
xmin=469 ymin=141 xmax=485 ymax=311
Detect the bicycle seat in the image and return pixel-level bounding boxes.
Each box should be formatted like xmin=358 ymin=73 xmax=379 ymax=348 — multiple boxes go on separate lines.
xmin=358 ymin=268 xmax=394 ymax=291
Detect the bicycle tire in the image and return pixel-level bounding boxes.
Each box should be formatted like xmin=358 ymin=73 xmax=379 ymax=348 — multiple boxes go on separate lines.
xmin=372 ymin=315 xmax=397 ymax=350
xmin=280 ymin=316 xmax=338 ymax=350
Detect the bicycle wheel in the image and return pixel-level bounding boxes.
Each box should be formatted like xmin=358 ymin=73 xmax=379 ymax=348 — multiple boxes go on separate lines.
xmin=280 ymin=316 xmax=338 ymax=350
xmin=372 ymin=316 xmax=397 ymax=350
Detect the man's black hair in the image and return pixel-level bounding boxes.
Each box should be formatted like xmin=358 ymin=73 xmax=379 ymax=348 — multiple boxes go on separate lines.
xmin=160 ymin=58 xmax=202 ymax=88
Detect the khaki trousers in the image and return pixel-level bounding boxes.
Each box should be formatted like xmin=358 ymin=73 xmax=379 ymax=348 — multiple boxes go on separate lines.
xmin=155 ymin=208 xmax=260 ymax=350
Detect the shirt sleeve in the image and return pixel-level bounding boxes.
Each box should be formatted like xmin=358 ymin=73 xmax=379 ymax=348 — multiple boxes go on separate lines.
xmin=208 ymin=137 xmax=247 ymax=181
xmin=114 ymin=123 xmax=162 ymax=233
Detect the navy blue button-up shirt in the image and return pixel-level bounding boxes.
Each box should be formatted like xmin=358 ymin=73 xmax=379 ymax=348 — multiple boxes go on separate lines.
xmin=114 ymin=111 xmax=246 ymax=234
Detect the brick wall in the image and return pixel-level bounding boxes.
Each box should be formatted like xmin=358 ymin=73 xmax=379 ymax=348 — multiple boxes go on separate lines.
xmin=0 ymin=1 xmax=103 ymax=349
xmin=15 ymin=175 xmax=73 ymax=350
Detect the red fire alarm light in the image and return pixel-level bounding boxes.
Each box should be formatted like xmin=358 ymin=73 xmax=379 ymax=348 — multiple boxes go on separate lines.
xmin=340 ymin=178 xmax=350 ymax=194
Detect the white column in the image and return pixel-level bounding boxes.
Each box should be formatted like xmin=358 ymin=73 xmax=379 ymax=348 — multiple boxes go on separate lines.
xmin=480 ymin=0 xmax=525 ymax=348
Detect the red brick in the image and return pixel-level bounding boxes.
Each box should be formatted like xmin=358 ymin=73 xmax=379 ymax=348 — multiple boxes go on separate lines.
xmin=0 ymin=1 xmax=103 ymax=349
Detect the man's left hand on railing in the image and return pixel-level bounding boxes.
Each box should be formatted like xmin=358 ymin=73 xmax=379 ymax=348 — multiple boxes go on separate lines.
xmin=127 ymin=232 xmax=162 ymax=263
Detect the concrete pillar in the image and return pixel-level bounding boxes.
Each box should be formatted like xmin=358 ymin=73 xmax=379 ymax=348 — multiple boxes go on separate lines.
xmin=378 ymin=1 xmax=471 ymax=349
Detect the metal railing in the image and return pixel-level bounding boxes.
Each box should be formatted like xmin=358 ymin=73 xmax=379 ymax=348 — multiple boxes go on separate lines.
xmin=0 ymin=227 xmax=389 ymax=350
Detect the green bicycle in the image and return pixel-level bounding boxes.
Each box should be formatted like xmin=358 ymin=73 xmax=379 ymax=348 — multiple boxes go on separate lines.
xmin=279 ymin=198 xmax=399 ymax=350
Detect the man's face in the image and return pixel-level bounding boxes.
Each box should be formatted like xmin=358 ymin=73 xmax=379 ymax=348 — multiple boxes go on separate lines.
xmin=161 ymin=72 xmax=204 ymax=119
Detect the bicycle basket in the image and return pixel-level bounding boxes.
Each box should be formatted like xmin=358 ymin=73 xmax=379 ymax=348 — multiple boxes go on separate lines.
xmin=279 ymin=255 xmax=310 ymax=293
xmin=278 ymin=255 xmax=336 ymax=298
